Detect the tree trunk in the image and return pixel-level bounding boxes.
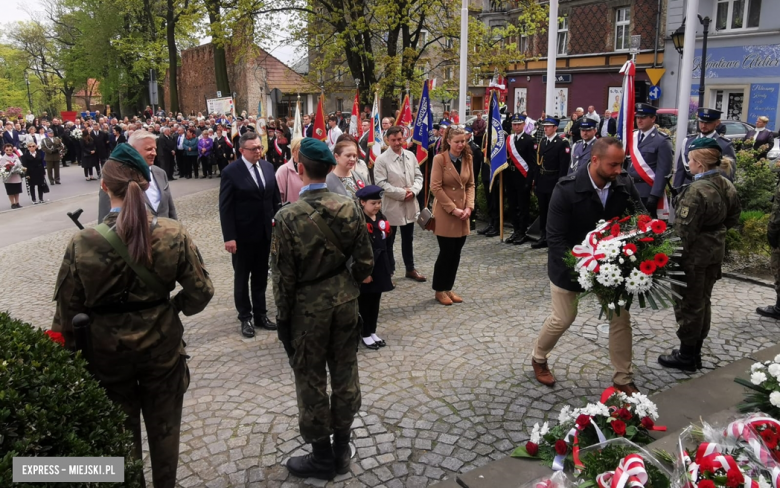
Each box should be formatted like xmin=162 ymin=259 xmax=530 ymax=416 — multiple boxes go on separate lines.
xmin=166 ymin=0 xmax=180 ymax=113
xmin=206 ymin=0 xmax=230 ymax=97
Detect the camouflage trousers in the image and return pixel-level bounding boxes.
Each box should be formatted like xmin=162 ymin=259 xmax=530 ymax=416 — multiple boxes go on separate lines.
xmin=290 ymin=300 xmax=362 ymax=443
xmin=771 ymin=248 xmax=780 ymax=297
xmin=673 ymin=262 xmax=722 ymax=346
xmin=93 ymin=349 xmax=190 ymax=488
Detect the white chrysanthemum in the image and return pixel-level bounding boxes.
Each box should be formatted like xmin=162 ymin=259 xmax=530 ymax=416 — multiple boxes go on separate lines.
xmin=530 ymin=423 xmax=541 ymax=444
xmin=608 ymin=303 xmax=616 ymax=310
xmin=540 ymin=422 xmax=549 ymax=436
xmin=770 ymin=391 xmax=780 ymax=408
xmin=619 ymin=258 xmax=625 ymax=264
xmin=596 ymin=263 xmax=624 ymax=287
xmin=558 ymin=405 xmax=572 ymax=424
xmin=629 ymin=255 xmax=637 ymax=262
xmin=751 ymin=371 xmax=768 ymax=385
xmin=578 ymin=269 xmax=594 ymax=290
xmin=752 ymin=362 xmax=765 ymax=372
xmin=768 ymin=363 xmax=780 ymax=378
xmin=625 ymin=268 xmax=651 ymax=294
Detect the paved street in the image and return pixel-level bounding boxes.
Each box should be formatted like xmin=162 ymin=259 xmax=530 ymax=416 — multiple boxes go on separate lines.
xmin=0 ymin=186 xmax=777 ymax=487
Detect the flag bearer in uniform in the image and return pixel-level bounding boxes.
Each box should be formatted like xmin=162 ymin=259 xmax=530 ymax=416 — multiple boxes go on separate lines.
xmin=505 ymin=114 xmax=538 ymax=245
xmin=627 ymin=103 xmax=673 ymax=218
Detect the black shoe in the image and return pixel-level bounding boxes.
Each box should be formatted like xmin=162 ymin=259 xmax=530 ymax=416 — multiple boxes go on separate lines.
xmin=287 ymin=439 xmax=335 ymax=480
xmin=531 ymin=239 xmax=548 ymax=249
xmin=241 ymin=319 xmax=255 ymax=338
xmin=255 ymin=315 xmax=277 ymax=330
xmin=375 ymin=338 xmax=386 ymax=347
xmin=514 ymin=234 xmax=532 ymax=245
xmin=485 ymin=227 xmax=500 ymax=237
xmin=200 ymin=175 xmax=207 ymax=179
xmin=333 ymin=430 xmax=351 ymax=475
xmin=477 ymin=225 xmax=493 ymax=235
xmin=505 ymin=232 xmax=518 ymax=243
xmin=672 ymin=348 xmax=703 ymax=369
xmin=756 ymin=305 xmax=780 ymax=320
xmin=658 ymin=347 xmax=697 ymax=372
xmin=362 ymin=338 xmax=380 ymax=350
xmin=170 ymin=177 xmax=177 ymax=180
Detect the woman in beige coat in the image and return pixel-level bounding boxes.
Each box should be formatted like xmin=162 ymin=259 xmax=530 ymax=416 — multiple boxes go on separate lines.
xmin=430 ymin=126 xmax=475 ymax=305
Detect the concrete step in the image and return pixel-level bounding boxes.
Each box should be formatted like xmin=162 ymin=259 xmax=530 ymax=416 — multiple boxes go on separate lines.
xmin=432 ymin=343 xmax=780 ymax=488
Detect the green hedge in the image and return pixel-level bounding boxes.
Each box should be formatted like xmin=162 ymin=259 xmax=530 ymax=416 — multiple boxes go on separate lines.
xmin=734 ymin=147 xmax=776 ymax=214
xmin=727 ymin=212 xmax=770 ymax=257
xmin=0 ymin=312 xmax=143 ymax=487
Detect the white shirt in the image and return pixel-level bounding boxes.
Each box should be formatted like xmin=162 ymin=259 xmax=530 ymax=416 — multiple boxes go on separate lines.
xmin=146 ymin=173 xmax=161 ymax=211
xmin=327 ymin=126 xmax=343 ymax=151
xmin=601 ymin=119 xmax=610 ymax=137
xmin=637 ymin=128 xmax=654 ymax=143
xmin=546 ymin=135 xmax=556 ymax=143
xmin=587 ymin=166 xmax=611 ymax=207
xmin=242 ymin=156 xmax=266 ymax=188
xmin=755 ymin=127 xmax=766 ymax=133
xmin=177 ymin=134 xmax=185 ymax=149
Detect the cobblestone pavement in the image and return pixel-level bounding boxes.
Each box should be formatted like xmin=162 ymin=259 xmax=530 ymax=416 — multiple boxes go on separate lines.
xmin=1 ymin=187 xmax=777 ymax=487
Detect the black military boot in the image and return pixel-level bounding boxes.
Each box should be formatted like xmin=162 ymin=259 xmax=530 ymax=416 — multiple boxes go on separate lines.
xmin=658 ymin=343 xmax=697 ymax=372
xmin=756 ymin=297 xmax=780 ymax=319
xmin=671 ymin=340 xmax=703 ymax=369
xmin=505 ymin=231 xmax=518 ymax=244
xmin=477 ymin=225 xmax=494 ymax=235
xmin=333 ymin=430 xmax=352 ymax=475
xmin=286 ymin=438 xmax=335 ymax=480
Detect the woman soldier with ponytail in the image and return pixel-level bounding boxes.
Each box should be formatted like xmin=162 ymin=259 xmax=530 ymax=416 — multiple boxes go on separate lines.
xmin=51 ymin=143 xmax=214 ymax=488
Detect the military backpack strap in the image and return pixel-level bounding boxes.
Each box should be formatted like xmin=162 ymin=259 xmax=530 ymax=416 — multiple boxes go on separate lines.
xmin=297 ymin=200 xmax=346 ymax=255
xmin=94 ymin=223 xmax=169 ymax=297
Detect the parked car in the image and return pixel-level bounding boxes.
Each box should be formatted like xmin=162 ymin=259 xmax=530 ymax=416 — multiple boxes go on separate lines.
xmin=718 ymin=119 xmax=755 ymax=141
xmin=768 ymin=136 xmax=780 ymax=163
xmin=464 ymin=114 xmax=488 ymax=127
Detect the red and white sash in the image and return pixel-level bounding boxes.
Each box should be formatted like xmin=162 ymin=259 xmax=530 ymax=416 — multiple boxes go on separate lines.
xmin=631 ymin=130 xmax=669 ymax=220
xmin=274 ymin=138 xmax=283 ymax=156
xmin=507 ymin=134 xmax=529 ymax=176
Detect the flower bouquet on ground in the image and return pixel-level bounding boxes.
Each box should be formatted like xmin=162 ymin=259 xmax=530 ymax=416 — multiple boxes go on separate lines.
xmin=520 ymin=470 xmax=574 ymax=488
xmin=566 ymin=215 xmax=685 ymax=319
xmin=578 ymin=438 xmax=673 ymax=488
xmin=512 ymin=387 xmax=666 ymax=472
xmin=734 ymin=357 xmax=780 ymax=419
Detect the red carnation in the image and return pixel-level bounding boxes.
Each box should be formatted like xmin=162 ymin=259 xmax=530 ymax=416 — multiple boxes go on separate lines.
xmin=638 ymin=214 xmax=652 ymax=225
xmin=726 ymin=469 xmax=744 ymax=488
xmin=640 ymin=417 xmax=655 ymax=430
xmin=366 ymin=223 xmax=373 ymax=233
xmin=611 ymin=420 xmax=627 ymax=436
xmin=45 ymin=330 xmax=65 ymax=346
xmin=699 ymin=480 xmax=716 ymax=488
xmin=698 ymin=457 xmax=715 ymax=475
xmin=761 ymin=428 xmax=779 ymax=450
xmin=654 ymin=253 xmax=669 ymax=268
xmin=651 ymin=220 xmax=667 ymax=234
xmin=614 ymin=408 xmax=632 ymax=421
xmin=639 ymin=260 xmax=657 ymax=275
xmin=623 ymin=243 xmax=638 ymax=256
xmin=526 ymin=441 xmax=539 ymax=456
xmin=554 ymin=440 xmax=568 ymax=456
xmin=610 ymin=224 xmax=621 ymax=237
xmin=576 ymin=414 xmax=591 ymax=429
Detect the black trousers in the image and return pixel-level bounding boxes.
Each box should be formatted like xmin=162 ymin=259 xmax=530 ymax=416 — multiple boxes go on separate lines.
xmin=29 ymin=184 xmax=44 ymax=201
xmin=199 ymin=156 xmax=212 ymax=176
xmin=175 ymin=150 xmax=184 ymax=175
xmin=182 ymin=155 xmax=198 ymax=178
xmin=506 ymin=169 xmax=532 ymax=233
xmin=432 ymin=236 xmax=467 ymax=292
xmin=483 ymin=178 xmax=500 ymax=228
xmin=536 ymin=191 xmax=552 ymax=239
xmin=387 ymin=222 xmax=416 ymax=273
xmin=231 ymin=239 xmax=271 ymax=321
xmin=358 ymin=292 xmax=382 ymax=337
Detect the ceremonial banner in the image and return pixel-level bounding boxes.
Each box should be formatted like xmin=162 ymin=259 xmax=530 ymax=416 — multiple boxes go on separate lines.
xmin=488 ymin=91 xmax=508 ymax=191
xmin=207 ymin=97 xmax=234 ymax=115
xmin=368 ymin=93 xmax=382 ymax=165
xmin=349 ymin=91 xmax=360 ymax=137
xmin=395 ymin=94 xmax=413 ymax=148
xmin=293 ymin=99 xmax=303 ymax=140
xmin=313 ymin=94 xmax=327 ymax=141
xmin=412 ymin=80 xmax=433 ymax=165
xmin=616 ymin=61 xmax=635 ymax=153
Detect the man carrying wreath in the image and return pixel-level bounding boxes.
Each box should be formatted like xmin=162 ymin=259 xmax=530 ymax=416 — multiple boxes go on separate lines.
xmin=530 ymin=137 xmax=646 ymax=394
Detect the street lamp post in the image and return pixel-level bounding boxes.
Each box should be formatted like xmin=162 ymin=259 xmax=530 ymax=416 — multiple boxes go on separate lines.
xmin=24 ymin=72 xmax=33 ymax=113
xmin=671 ymin=16 xmax=711 ymax=109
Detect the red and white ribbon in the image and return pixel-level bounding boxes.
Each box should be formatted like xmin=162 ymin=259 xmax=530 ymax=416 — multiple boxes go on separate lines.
xmin=508 ymin=134 xmax=529 ymax=176
xmin=771 ymin=466 xmax=780 ymax=488
xmin=572 ymin=222 xmax=610 ymax=273
xmin=597 ymin=454 xmax=647 ymax=488
xmin=725 ymin=417 xmax=779 ymax=465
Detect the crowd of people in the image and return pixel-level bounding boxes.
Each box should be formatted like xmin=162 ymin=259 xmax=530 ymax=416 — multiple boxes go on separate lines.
xmin=20 ymin=96 xmax=777 ymax=486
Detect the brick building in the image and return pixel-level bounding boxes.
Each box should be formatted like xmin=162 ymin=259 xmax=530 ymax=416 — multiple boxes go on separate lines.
xmin=477 ymin=0 xmax=667 ymax=118
xmin=164 ymin=43 xmax=318 ymax=117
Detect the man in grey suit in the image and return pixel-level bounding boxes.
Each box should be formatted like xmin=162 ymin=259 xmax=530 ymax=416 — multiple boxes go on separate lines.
xmin=627 ymin=104 xmax=673 ymax=218
xmin=97 ymin=131 xmax=178 ymax=222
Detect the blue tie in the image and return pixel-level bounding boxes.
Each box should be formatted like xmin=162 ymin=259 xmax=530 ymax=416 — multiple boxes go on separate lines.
xmin=638 ymin=132 xmax=645 ymax=145
xmin=251 ymin=163 xmax=264 ymax=190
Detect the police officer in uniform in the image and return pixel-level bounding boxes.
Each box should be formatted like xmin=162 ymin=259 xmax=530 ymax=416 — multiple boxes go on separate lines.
xmin=568 ymin=118 xmax=597 ymax=175
xmin=658 ymin=138 xmax=740 ymax=371
xmin=673 ymin=108 xmax=737 ymax=188
xmin=628 ymin=103 xmax=674 ymax=216
xmin=271 ymin=138 xmax=374 ymax=481
xmin=505 ymin=114 xmax=538 ymax=244
xmin=51 ymin=144 xmax=214 ymax=488
xmin=531 ymin=116 xmax=570 ymax=249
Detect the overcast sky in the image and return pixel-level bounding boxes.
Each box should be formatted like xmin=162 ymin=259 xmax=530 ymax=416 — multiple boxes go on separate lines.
xmin=4 ymin=0 xmax=302 ymax=66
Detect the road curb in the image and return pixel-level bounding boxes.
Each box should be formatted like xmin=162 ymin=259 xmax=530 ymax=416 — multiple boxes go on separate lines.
xmin=723 ymin=271 xmax=774 ymax=288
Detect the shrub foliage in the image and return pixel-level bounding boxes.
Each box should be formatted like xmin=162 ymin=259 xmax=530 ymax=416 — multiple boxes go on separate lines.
xmin=0 ymin=312 xmax=143 ymax=487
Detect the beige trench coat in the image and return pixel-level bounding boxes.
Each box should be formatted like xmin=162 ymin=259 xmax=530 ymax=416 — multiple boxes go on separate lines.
xmin=374 ymin=148 xmax=423 ymax=226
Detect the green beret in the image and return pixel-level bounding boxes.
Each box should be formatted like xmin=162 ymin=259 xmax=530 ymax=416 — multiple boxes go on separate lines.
xmin=299 ymin=138 xmax=337 ymax=166
xmin=108 ymin=143 xmax=151 ymax=181
xmin=688 ymin=137 xmax=722 ymax=153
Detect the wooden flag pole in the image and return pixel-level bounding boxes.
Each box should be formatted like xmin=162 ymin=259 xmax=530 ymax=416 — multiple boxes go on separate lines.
xmin=499 ymin=172 xmax=504 ymax=242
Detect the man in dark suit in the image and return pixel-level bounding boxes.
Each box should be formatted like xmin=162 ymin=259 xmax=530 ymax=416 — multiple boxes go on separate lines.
xmin=531 ymin=137 xmax=645 ymax=393
xmin=599 ymin=110 xmax=617 ymax=138
xmin=3 ymin=122 xmax=20 ymax=149
xmin=90 ymin=123 xmax=109 ymax=175
xmin=219 ymin=131 xmax=282 ymax=338
xmin=744 ymin=116 xmax=775 ymax=153
xmin=531 ymin=117 xmax=570 ymax=249
xmin=304 ymin=114 xmax=314 ymax=138
xmin=505 ymin=114 xmax=538 ymax=244
xmin=157 ymin=127 xmax=178 ymax=180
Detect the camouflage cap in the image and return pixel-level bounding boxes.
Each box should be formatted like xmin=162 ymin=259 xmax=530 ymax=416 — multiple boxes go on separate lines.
xmin=300 ymin=138 xmax=337 ymax=166
xmin=108 ymin=143 xmax=151 ymax=181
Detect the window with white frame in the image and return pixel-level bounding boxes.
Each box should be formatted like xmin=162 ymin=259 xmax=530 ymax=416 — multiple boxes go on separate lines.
xmin=614 ymin=7 xmax=631 ymax=51
xmin=715 ymin=0 xmax=761 ymax=31
xmin=419 ymin=30 xmax=428 ymax=47
xmin=445 ymin=38 xmax=454 ymax=49
xmin=520 ymin=34 xmax=529 ymax=53
xmin=336 ymin=98 xmax=344 ymax=112
xmin=445 ymin=67 xmax=453 ymax=80
xmin=557 ymin=17 xmax=568 ymax=55
xmin=336 ymin=68 xmax=343 ymax=82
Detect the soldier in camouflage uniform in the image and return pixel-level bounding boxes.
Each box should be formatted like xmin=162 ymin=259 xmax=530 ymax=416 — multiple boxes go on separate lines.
xmin=271 ymin=138 xmax=373 ymax=481
xmin=658 ymin=138 xmax=740 ymax=372
xmin=757 ymin=179 xmax=780 ymax=320
xmin=51 ymin=144 xmax=214 ymax=488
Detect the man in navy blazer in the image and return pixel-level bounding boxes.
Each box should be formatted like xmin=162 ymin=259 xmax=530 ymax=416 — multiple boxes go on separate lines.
xmin=3 ymin=122 xmax=20 ymax=149
xmin=219 ymin=131 xmax=282 ymax=338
